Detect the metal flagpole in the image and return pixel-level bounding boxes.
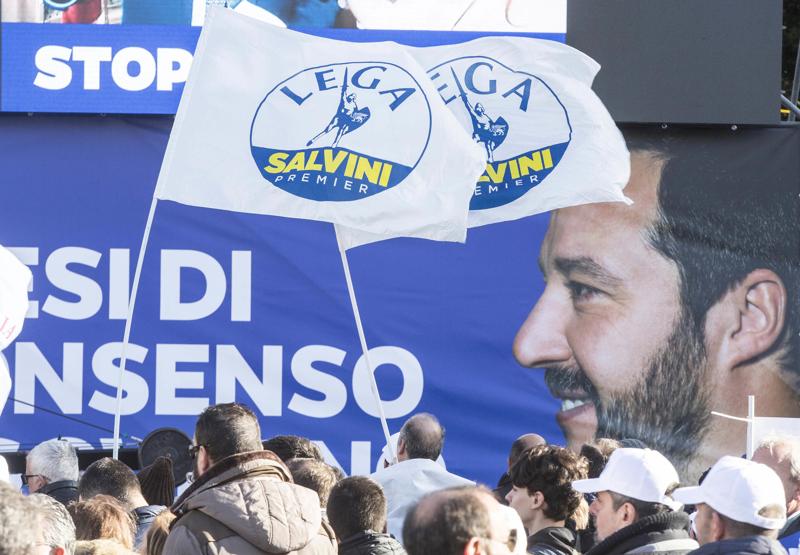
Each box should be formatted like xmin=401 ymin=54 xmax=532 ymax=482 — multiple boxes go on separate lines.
xmin=111 ymin=195 xmax=159 ymax=459
xmin=334 ymin=227 xmax=396 ymax=463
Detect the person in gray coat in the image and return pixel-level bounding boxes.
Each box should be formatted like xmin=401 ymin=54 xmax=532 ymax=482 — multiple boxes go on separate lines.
xmin=164 ymin=403 xmax=337 ymax=554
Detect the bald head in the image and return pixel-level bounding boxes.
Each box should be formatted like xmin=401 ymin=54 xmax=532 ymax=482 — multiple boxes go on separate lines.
xmin=508 ymin=434 xmax=546 ymax=469
xmin=398 ymin=413 xmax=444 ymax=462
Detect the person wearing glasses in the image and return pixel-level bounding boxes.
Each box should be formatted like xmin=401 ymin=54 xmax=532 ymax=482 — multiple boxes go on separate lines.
xmin=164 ymin=402 xmax=336 ymax=554
xmin=24 ymin=438 xmax=80 ymax=507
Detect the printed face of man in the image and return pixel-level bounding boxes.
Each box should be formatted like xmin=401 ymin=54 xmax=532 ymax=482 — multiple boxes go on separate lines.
xmin=513 ymin=152 xmax=712 ymax=479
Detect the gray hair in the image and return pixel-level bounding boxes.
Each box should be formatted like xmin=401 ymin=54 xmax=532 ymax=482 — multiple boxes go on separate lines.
xmin=758 ymin=435 xmax=800 ymax=484
xmin=29 ymin=493 xmax=76 ymax=555
xmin=0 ymin=482 xmax=36 ymax=555
xmin=28 ymin=439 xmax=79 ymax=483
xmin=399 ymin=413 xmax=445 ymax=461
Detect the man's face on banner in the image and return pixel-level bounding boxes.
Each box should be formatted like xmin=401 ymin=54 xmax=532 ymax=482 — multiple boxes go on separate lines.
xmin=513 ymin=153 xmax=712 ymax=479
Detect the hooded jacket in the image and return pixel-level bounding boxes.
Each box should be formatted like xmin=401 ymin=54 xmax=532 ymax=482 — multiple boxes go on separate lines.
xmin=164 ymin=451 xmax=337 ymax=554
xmin=337 ymin=530 xmax=406 ymax=555
xmin=527 ymin=526 xmax=580 ymax=555
xmin=689 ymin=536 xmax=787 ymax=555
xmin=586 ymin=511 xmax=699 ymax=555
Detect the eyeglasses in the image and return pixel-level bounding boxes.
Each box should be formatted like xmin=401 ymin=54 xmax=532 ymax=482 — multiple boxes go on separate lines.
xmin=188 ymin=444 xmax=204 ymax=458
xmin=21 ymin=474 xmax=42 ymax=486
xmin=479 ymin=528 xmax=518 ymax=552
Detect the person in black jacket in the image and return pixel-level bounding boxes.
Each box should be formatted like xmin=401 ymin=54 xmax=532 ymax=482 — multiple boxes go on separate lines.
xmin=24 ymin=438 xmax=80 ymax=507
xmin=505 ymin=445 xmax=587 ymax=555
xmin=572 ymin=448 xmax=698 ymax=555
xmin=328 ymin=476 xmax=406 ymax=555
xmin=673 ymin=456 xmax=788 ymax=555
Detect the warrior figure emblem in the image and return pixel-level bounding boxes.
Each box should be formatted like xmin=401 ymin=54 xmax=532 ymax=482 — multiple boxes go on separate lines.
xmin=307 ymin=68 xmax=372 ymax=148
xmin=450 ymin=68 xmax=509 ymax=163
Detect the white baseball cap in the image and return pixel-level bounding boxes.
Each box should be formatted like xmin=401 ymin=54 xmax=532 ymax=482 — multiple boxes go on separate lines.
xmin=0 ymin=245 xmax=31 ymax=351
xmin=672 ymin=456 xmax=786 ymax=530
xmin=572 ymin=448 xmax=683 ymax=511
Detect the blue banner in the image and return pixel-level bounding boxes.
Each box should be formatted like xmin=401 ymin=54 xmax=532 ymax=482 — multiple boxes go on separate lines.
xmin=0 ymin=113 xmax=556 ymax=484
xmin=0 ymin=22 xmax=565 ymax=115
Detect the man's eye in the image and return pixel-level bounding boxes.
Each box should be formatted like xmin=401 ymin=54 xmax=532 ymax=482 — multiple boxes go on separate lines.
xmin=566 ymin=281 xmax=602 ymax=302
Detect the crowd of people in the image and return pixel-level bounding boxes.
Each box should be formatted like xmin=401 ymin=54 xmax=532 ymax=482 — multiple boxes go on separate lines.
xmin=0 ymin=403 xmax=798 ymax=555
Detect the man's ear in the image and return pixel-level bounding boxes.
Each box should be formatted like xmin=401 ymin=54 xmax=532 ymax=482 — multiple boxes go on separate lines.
xmin=710 ymin=510 xmax=726 ymax=542
xmin=530 ymin=491 xmax=545 ymax=511
xmin=620 ymin=501 xmax=637 ymax=526
xmin=53 ymin=548 xmax=65 ymax=555
xmin=463 ymin=537 xmax=482 ymax=555
xmin=712 ymin=269 xmax=786 ymax=369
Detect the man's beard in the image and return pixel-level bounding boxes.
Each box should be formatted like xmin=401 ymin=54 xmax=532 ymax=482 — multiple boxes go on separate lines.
xmin=545 ymin=313 xmax=710 ymax=478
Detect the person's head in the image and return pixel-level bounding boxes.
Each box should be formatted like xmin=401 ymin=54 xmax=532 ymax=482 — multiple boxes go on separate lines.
xmin=0 ymin=481 xmax=37 ymax=554
xmin=572 ymin=448 xmax=681 ymax=542
xmin=580 ymin=438 xmax=620 ymax=479
xmin=26 ymin=439 xmax=79 ymax=494
xmin=506 ymin=434 xmax=546 ymax=470
xmin=140 ymin=510 xmax=175 ymax=555
xmin=136 ymin=456 xmax=174 ymax=507
xmin=286 ymin=458 xmax=339 ymax=508
xmin=751 ymin=435 xmax=800 ymax=518
xmin=505 ymin=445 xmax=587 ymax=535
xmin=404 ymin=485 xmax=521 ymax=555
xmin=28 ymin=494 xmax=76 ymax=555
xmin=674 ymin=456 xmax=786 ymax=545
xmin=327 ymin=476 xmax=387 ymax=540
xmin=69 ymin=495 xmax=135 ymax=550
xmin=78 ymin=458 xmax=145 ymax=511
xmin=397 ymin=413 xmax=445 ymax=462
xmin=262 ymin=435 xmax=323 ymax=463
xmin=193 ymin=402 xmax=262 ymax=477
xmin=513 ymin=128 xmax=800 ymax=481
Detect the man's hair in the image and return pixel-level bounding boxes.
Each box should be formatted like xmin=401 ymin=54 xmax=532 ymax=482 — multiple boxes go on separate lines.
xmin=286 ymin=458 xmax=339 ymax=507
xmin=27 ymin=438 xmax=79 ymax=483
xmin=262 ymin=435 xmax=323 ymax=462
xmin=195 ymin=402 xmax=262 ymax=463
xmin=327 ymin=476 xmax=387 ymax=540
xmin=73 ymin=539 xmax=137 ymax=555
xmin=625 ymin=128 xmax=800 ymax=388
xmin=403 ymin=486 xmax=492 ymax=555
xmin=508 ymin=434 xmax=546 ymax=467
xmin=0 ymin=482 xmax=37 ymax=555
xmin=29 ymin=493 xmax=76 ymax=554
xmin=509 ymin=445 xmax=588 ymax=522
xmin=608 ymin=483 xmax=679 ymax=521
xmin=78 ymin=458 xmax=142 ymax=509
xmin=69 ymin=495 xmax=136 ymax=550
xmin=715 ymin=505 xmax=784 ymax=540
xmin=399 ymin=413 xmax=445 ymax=461
xmin=757 ymin=435 xmax=800 ymax=485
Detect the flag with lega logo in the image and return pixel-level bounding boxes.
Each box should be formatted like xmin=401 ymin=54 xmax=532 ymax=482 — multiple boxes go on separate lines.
xmin=411 ymin=37 xmax=632 ymax=228
xmin=155 ymin=7 xmax=485 ymax=243
xmin=336 ymin=36 xmax=632 ymax=247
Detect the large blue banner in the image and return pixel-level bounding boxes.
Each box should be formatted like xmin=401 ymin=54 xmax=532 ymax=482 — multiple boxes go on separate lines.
xmin=0 ymin=113 xmax=555 ymax=485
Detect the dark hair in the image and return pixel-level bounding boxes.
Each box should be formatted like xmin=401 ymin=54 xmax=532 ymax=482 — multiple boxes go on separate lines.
xmin=508 ymin=434 xmax=545 ymax=467
xmin=195 ymin=402 xmax=262 ymax=463
xmin=78 ymin=458 xmax=142 ymax=509
xmin=509 ymin=445 xmax=588 ymax=521
xmin=286 ymin=458 xmax=339 ymax=507
xmin=399 ymin=413 xmax=445 ymax=461
xmin=262 ymin=435 xmax=323 ymax=462
xmin=624 ymin=127 xmax=800 ymax=387
xmin=137 ymin=456 xmax=175 ymax=507
xmin=716 ymin=505 xmax=783 ymax=540
xmin=403 ymin=486 xmax=492 ymax=555
xmin=327 ymin=476 xmax=387 ymax=540
xmin=69 ymin=495 xmax=136 ymax=549
xmin=608 ymin=483 xmax=679 ymax=521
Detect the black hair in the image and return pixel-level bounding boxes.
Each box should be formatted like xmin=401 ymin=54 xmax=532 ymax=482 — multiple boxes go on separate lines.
xmin=399 ymin=413 xmax=445 ymax=461
xmin=262 ymin=435 xmax=323 ymax=462
xmin=78 ymin=458 xmax=142 ymax=508
xmin=327 ymin=476 xmax=387 ymax=540
xmin=195 ymin=402 xmax=262 ymax=463
xmin=286 ymin=458 xmax=339 ymax=507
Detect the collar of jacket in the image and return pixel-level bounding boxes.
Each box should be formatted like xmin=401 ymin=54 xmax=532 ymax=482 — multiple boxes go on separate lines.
xmin=690 ymin=535 xmax=786 ymax=555
xmin=529 ymin=526 xmax=578 ymax=552
xmin=171 ymin=450 xmax=291 ymax=512
xmin=587 ymin=511 xmax=692 ymax=555
xmin=39 ymin=480 xmax=78 ymax=496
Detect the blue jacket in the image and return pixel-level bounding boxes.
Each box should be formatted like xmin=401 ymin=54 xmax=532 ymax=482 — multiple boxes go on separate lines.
xmin=689 ymin=536 xmax=787 ymax=555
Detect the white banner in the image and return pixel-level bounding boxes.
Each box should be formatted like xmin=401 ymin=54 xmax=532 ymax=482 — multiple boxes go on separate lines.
xmin=156 ymin=7 xmax=485 ymax=244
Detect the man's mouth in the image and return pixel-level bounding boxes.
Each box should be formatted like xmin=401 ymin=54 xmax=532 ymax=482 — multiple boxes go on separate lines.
xmin=560 ymin=398 xmax=591 ymax=413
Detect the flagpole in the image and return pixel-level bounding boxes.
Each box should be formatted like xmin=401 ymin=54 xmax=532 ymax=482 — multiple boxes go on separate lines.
xmin=111 ymin=195 xmax=159 ymax=459
xmin=334 ymin=227 xmax=396 ymax=464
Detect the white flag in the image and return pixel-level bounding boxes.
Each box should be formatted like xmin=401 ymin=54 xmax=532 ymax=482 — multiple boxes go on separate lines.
xmin=410 ymin=36 xmax=632 ymax=228
xmin=156 ymin=7 xmax=485 ymax=243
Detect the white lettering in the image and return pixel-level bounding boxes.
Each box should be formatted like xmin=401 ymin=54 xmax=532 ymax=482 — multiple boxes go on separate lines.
xmin=160 ymin=250 xmax=226 ymax=321
xmin=155 ymin=344 xmax=209 ymax=415
xmin=230 ymin=251 xmax=251 ymax=322
xmin=42 ymin=247 xmax=102 ymax=320
xmin=353 ymin=346 xmax=423 ymax=418
xmin=33 ymin=46 xmax=72 ymax=90
xmin=72 ymin=46 xmax=112 ymax=90
xmin=289 ymin=345 xmax=347 ymax=418
xmin=156 ymin=48 xmax=193 ymax=91
xmin=111 ymin=47 xmax=156 ymax=92
xmin=215 ymin=345 xmax=282 ymax=416
xmin=89 ymin=342 xmax=149 ymax=415
xmin=7 ymin=248 xmax=38 ymax=318
xmin=14 ymin=342 xmax=83 ymax=414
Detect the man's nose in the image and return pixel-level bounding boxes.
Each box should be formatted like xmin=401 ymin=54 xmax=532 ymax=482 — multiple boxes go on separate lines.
xmin=513 ymin=286 xmax=571 ymax=369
